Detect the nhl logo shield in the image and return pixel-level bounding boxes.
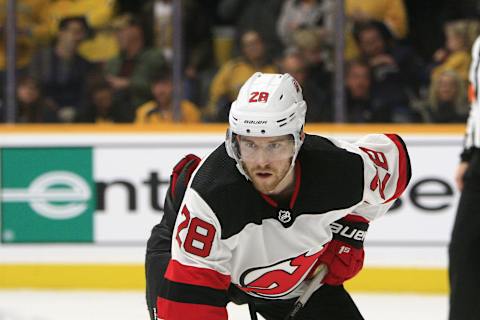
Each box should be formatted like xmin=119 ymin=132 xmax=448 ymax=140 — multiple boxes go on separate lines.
xmin=278 ymin=209 xmax=291 ymax=224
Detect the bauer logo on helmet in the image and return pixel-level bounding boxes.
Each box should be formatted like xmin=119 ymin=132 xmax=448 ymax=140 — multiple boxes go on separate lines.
xmin=244 ymin=120 xmax=268 ymax=125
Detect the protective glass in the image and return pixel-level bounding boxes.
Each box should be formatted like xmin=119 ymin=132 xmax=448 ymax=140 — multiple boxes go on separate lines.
xmin=234 ymin=134 xmax=296 ymax=162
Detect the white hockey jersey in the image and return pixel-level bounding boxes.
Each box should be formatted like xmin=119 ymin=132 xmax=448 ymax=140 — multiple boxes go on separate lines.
xmin=463 ymin=35 xmax=480 ymax=160
xmin=156 ymin=133 xmax=411 ymax=320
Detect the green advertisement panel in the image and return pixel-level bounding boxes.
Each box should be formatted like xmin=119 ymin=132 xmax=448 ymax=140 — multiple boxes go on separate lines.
xmin=1 ymin=148 xmax=95 ymax=243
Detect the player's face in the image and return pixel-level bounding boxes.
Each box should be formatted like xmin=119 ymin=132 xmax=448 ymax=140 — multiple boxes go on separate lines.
xmin=237 ymin=135 xmax=295 ymax=194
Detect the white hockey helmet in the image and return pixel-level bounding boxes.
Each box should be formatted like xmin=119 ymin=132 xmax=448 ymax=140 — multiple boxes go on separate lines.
xmin=226 ymin=72 xmax=307 ymax=178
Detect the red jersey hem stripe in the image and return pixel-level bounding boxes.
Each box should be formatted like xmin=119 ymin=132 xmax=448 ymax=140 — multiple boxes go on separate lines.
xmin=157 ymin=297 xmax=227 ymax=320
xmin=165 ymin=259 xmax=231 ymax=290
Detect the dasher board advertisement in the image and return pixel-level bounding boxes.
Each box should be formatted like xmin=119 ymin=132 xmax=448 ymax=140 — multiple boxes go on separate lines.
xmin=0 ymin=133 xmax=463 ymax=246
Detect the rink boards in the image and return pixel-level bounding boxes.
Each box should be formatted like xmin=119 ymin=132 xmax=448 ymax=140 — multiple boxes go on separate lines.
xmin=0 ymin=124 xmax=465 ymax=293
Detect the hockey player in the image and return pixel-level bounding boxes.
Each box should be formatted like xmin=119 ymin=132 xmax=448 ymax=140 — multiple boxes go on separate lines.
xmin=449 ymin=35 xmax=480 ymax=320
xmin=146 ymin=72 xmax=411 ymax=320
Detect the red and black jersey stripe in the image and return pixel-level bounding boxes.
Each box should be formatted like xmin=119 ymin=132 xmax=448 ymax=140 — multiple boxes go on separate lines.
xmin=157 ymin=259 xmax=230 ymax=320
xmin=385 ymin=133 xmax=412 ymax=203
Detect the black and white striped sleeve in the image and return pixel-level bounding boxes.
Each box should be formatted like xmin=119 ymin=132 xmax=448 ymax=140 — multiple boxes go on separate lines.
xmin=462 ymin=36 xmax=480 ymax=162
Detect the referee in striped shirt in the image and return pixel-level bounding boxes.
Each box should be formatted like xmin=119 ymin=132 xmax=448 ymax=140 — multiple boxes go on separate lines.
xmin=449 ymin=35 xmax=480 ymax=320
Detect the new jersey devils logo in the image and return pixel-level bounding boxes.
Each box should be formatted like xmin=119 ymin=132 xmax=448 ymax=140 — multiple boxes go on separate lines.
xmin=239 ymin=248 xmax=325 ymax=298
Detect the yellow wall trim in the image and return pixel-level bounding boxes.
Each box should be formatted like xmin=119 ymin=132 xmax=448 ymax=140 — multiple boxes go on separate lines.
xmin=0 ymin=264 xmax=145 ymax=290
xmin=0 ymin=264 xmax=448 ymax=294
xmin=345 ymin=267 xmax=448 ymax=294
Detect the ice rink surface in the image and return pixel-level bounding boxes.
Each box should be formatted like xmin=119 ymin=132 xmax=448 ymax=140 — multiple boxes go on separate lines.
xmin=0 ymin=290 xmax=447 ymax=320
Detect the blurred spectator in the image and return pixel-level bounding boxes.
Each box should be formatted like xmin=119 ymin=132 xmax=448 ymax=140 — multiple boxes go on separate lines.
xmin=430 ymin=20 xmax=476 ymax=83
xmin=291 ymin=28 xmax=333 ymax=110
xmin=403 ymin=1 xmax=456 ymax=62
xmin=346 ymin=0 xmax=408 ymax=39
xmin=143 ymin=0 xmax=176 ymax=61
xmin=344 ymin=60 xmax=373 ymax=122
xmin=345 ymin=0 xmax=408 ymax=60
xmin=405 ymin=2 xmax=480 ymax=63
xmin=280 ymin=50 xmax=329 ymax=122
xmin=217 ymin=0 xmax=283 ymax=57
xmin=135 ymin=71 xmax=201 ymax=124
xmin=141 ymin=0 xmax=215 ymax=106
xmin=29 ymin=16 xmax=96 ymax=122
xmin=353 ymin=20 xmax=420 ymax=122
xmin=206 ymin=30 xmax=278 ymax=122
xmin=104 ymin=14 xmax=167 ymax=119
xmin=0 ymin=0 xmax=51 ymax=72
xmin=16 ymin=76 xmax=58 ymax=123
xmin=178 ymin=0 xmax=215 ymax=108
xmin=422 ymin=70 xmax=469 ymax=123
xmin=77 ymin=82 xmax=129 ymax=123
xmin=0 ymin=76 xmax=3 ymax=122
xmin=277 ymin=0 xmax=333 ymax=49
xmin=38 ymin=0 xmax=118 ymax=63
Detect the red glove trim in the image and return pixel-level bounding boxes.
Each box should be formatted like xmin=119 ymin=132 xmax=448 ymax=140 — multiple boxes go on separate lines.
xmin=170 ymin=154 xmax=201 ymax=199
xmin=344 ymin=214 xmax=369 ymax=224
xmin=318 ymin=239 xmax=365 ymax=286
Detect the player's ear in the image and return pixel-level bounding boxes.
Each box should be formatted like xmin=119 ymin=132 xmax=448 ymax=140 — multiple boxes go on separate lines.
xmin=300 ymin=129 xmax=305 ymax=141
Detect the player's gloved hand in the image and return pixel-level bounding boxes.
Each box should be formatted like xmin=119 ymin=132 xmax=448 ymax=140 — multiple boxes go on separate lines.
xmin=317 ymin=214 xmax=369 ymax=286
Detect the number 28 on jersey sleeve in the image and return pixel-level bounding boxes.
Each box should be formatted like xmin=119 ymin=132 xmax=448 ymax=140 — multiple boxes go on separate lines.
xmin=176 ymin=204 xmax=216 ymax=258
xmin=356 ymin=134 xmax=411 ymax=205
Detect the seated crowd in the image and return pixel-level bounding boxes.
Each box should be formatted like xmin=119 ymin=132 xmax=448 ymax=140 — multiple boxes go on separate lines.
xmin=0 ymin=0 xmax=479 ymax=124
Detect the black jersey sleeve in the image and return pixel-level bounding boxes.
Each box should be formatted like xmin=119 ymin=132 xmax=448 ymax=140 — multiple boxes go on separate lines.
xmin=145 ymin=154 xmax=200 ymax=320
